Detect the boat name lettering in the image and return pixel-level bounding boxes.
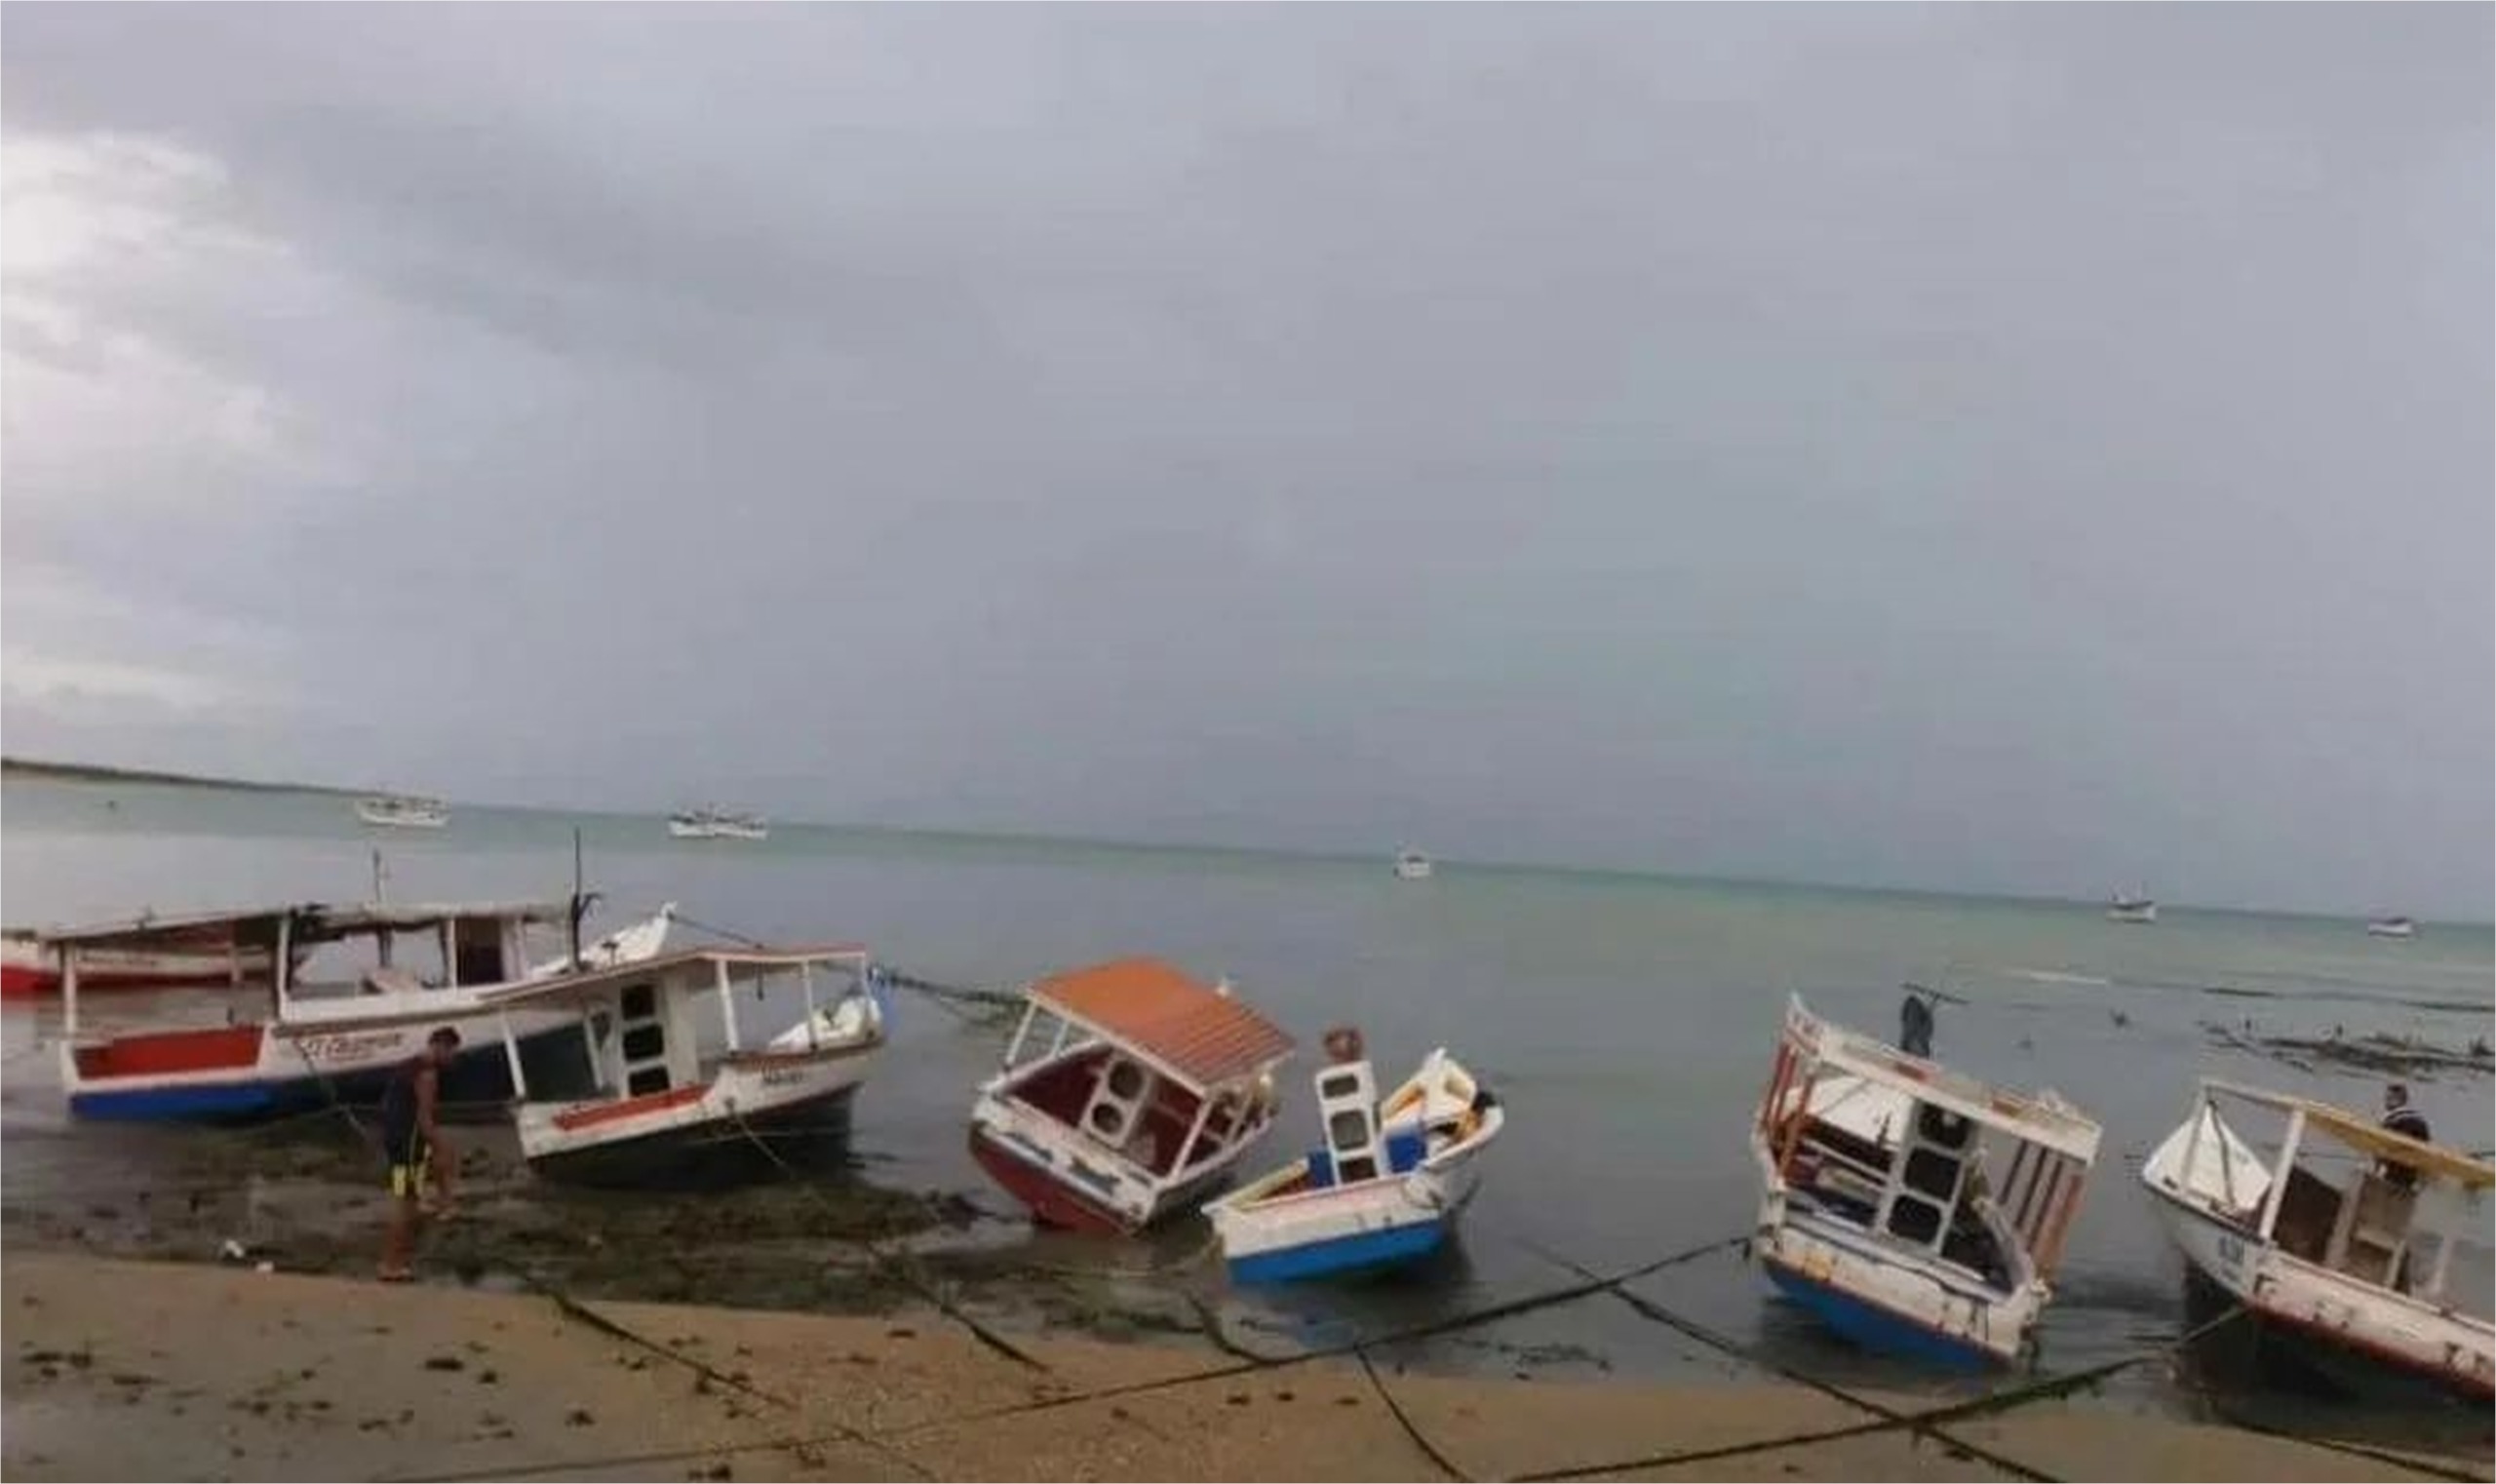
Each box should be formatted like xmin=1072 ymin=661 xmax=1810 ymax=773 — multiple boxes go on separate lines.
xmin=295 ymin=1029 xmax=410 ymax=1063
xmin=760 ymin=1068 xmax=810 ymax=1087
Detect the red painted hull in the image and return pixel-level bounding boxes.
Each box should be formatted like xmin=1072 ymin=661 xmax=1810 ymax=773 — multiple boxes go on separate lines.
xmin=1 ymin=942 xmax=271 ymax=1001
xmin=967 ymin=1126 xmax=1140 ymax=1235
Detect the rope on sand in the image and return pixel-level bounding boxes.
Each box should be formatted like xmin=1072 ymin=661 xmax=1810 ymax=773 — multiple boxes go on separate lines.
xmin=725 ymin=1108 xmax=1049 ymax=1372
xmin=1507 ymin=1304 xmax=2259 ymax=1482
xmin=1357 ymin=1347 xmax=1470 ymax=1481
xmin=886 ymin=1230 xmax=1754 ymax=1436
xmin=1520 ymin=1238 xmax=2053 ymax=1482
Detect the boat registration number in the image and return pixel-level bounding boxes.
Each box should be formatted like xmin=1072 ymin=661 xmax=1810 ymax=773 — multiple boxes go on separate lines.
xmin=760 ymin=1068 xmax=811 ymax=1088
xmin=292 ymin=1030 xmax=410 ymax=1064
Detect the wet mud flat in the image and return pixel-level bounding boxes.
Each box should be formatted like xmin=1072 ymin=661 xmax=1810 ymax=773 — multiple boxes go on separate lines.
xmin=0 ymin=1112 xmax=1284 ymax=1359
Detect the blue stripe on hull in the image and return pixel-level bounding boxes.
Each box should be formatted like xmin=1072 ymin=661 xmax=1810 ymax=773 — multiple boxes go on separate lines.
xmin=1228 ymin=1219 xmax=1447 ymax=1284
xmin=68 ymin=1030 xmax=588 ymax=1126
xmin=69 ymin=1082 xmax=293 ymax=1122
xmin=1764 ymin=1260 xmax=1999 ymax=1371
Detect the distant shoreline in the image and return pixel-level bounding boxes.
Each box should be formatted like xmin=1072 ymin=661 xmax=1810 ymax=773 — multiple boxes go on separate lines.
xmin=0 ymin=756 xmax=359 ymax=797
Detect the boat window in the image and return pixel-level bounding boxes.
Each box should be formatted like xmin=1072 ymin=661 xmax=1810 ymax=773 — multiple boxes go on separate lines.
xmin=1108 ymin=1060 xmax=1147 ymax=1100
xmin=1904 ymin=1148 xmax=1962 ymax=1201
xmin=451 ymin=918 xmax=506 ymax=986
xmin=1088 ymin=1103 xmax=1125 ymax=1137
xmin=621 ymin=1024 xmax=665 ymax=1062
xmin=1337 ymin=1154 xmax=1379 ymax=1183
xmin=621 ymin=983 xmax=657 ymax=1020
xmin=1886 ymin=1193 xmax=1944 ymax=1245
xmin=627 ymin=1065 xmax=670 ymax=1097
xmin=1319 ymin=1072 xmax=1361 ymax=1100
xmin=1916 ymin=1105 xmax=1973 ymax=1151
xmin=1328 ymin=1109 xmax=1371 ymax=1151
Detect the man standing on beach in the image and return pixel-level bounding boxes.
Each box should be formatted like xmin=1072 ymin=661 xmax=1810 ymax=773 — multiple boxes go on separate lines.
xmin=378 ymin=1028 xmax=460 ymax=1281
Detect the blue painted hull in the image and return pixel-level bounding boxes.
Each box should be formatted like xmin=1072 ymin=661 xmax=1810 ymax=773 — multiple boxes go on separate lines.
xmin=68 ymin=1030 xmax=592 ymax=1125
xmin=1763 ymin=1259 xmax=1999 ymax=1370
xmin=1227 ymin=1218 xmax=1448 ymax=1284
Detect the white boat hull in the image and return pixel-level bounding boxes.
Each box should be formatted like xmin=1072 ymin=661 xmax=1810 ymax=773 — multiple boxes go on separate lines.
xmin=2141 ymin=1118 xmax=2495 ymax=1401
xmin=517 ymin=1038 xmax=881 ymax=1181
xmin=357 ymin=799 xmax=448 ymax=829
xmin=1753 ymin=1200 xmax=2045 ymax=1367
xmin=1212 ymin=1144 xmax=1484 ymax=1283
xmin=62 ymin=908 xmax=673 ymax=1121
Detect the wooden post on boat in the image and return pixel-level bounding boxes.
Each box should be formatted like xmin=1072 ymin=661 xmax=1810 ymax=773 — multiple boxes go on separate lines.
xmin=716 ymin=956 xmax=742 ymax=1053
xmin=800 ymin=961 xmax=818 ymax=1051
xmin=2255 ymin=1107 xmax=2307 ymax=1243
xmin=498 ymin=1010 xmax=529 ymax=1100
xmin=372 ymin=851 xmax=393 ymax=968
xmin=273 ymin=912 xmax=294 ymax=1016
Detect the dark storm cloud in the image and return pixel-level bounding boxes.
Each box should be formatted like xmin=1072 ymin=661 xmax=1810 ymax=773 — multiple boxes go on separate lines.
xmin=3 ymin=4 xmax=2487 ymax=916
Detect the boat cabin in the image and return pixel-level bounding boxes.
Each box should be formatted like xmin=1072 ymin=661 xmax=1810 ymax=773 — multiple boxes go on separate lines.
xmin=476 ymin=946 xmax=885 ymax=1178
xmin=2160 ymin=1081 xmax=2493 ymax=1313
xmin=1758 ymin=997 xmax=2102 ymax=1300
xmin=41 ymin=899 xmax=573 ymax=1032
xmin=483 ymin=947 xmax=876 ymax=1103
xmin=972 ymin=958 xmax=1296 ymax=1231
xmin=994 ymin=980 xmax=1276 ymax=1180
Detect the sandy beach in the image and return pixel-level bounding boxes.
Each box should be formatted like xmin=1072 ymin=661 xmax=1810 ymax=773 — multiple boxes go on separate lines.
xmin=3 ymin=1251 xmax=2485 ymax=1482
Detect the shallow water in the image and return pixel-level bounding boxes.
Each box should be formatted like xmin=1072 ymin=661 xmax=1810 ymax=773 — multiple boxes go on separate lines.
xmin=4 ymin=775 xmax=2490 ymax=1440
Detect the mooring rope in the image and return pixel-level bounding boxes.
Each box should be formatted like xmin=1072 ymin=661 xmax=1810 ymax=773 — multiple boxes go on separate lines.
xmin=1508 ymin=1303 xmax=2259 ymax=1482
xmin=1520 ymin=1238 xmax=2053 ymax=1482
xmin=725 ymin=1107 xmax=1049 ymax=1372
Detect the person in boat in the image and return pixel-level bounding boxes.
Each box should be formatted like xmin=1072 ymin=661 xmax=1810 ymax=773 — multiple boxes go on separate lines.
xmin=1898 ymin=991 xmax=1935 ymax=1058
xmin=2378 ymin=1083 xmax=2431 ymax=1191
xmin=377 ymin=1027 xmax=460 ymax=1281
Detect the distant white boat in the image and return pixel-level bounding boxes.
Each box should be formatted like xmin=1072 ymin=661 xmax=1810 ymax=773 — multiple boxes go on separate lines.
xmin=2107 ymin=891 xmax=2157 ymax=924
xmin=1394 ymin=849 xmax=1433 ymax=880
xmin=2365 ymin=916 xmax=2417 ymax=941
xmin=356 ymin=794 xmax=448 ymax=830
xmin=669 ymin=806 xmax=768 ymax=840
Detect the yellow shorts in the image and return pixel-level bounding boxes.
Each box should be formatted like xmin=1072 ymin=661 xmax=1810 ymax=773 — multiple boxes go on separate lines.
xmin=388 ymin=1146 xmax=433 ymax=1199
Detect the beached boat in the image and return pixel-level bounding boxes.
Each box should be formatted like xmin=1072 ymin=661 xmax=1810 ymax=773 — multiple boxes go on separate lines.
xmin=356 ymin=794 xmax=448 ymax=830
xmin=481 ymin=946 xmax=886 ymax=1185
xmin=2140 ymin=1080 xmax=2493 ymax=1403
xmin=1 ymin=928 xmax=275 ymax=999
xmin=1208 ymin=1034 xmax=1502 ymax=1283
xmin=668 ymin=806 xmax=769 ymax=841
xmin=968 ymin=957 xmax=1295 ymax=1234
xmin=2107 ymin=891 xmax=2157 ymax=924
xmin=53 ymin=898 xmax=672 ymax=1122
xmin=1394 ymin=850 xmax=1433 ymax=880
xmin=2365 ymin=916 xmax=2418 ymax=940
xmin=1751 ymin=996 xmax=2103 ymax=1367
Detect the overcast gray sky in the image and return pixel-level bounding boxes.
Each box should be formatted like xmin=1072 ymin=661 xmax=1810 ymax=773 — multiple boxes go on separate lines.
xmin=2 ymin=5 xmax=2487 ymax=916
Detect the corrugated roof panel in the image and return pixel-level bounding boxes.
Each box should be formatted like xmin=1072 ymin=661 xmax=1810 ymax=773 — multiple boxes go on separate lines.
xmin=1030 ymin=957 xmax=1295 ymax=1088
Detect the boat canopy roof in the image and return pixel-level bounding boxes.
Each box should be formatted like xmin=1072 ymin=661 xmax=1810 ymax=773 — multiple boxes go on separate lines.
xmin=478 ymin=945 xmax=869 ymax=1008
xmin=1783 ymin=996 xmax=2102 ymax=1163
xmin=38 ymin=900 xmax=573 ymax=955
xmin=1028 ymin=957 xmax=1295 ymax=1091
xmin=2201 ymin=1078 xmax=2493 ymax=1191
